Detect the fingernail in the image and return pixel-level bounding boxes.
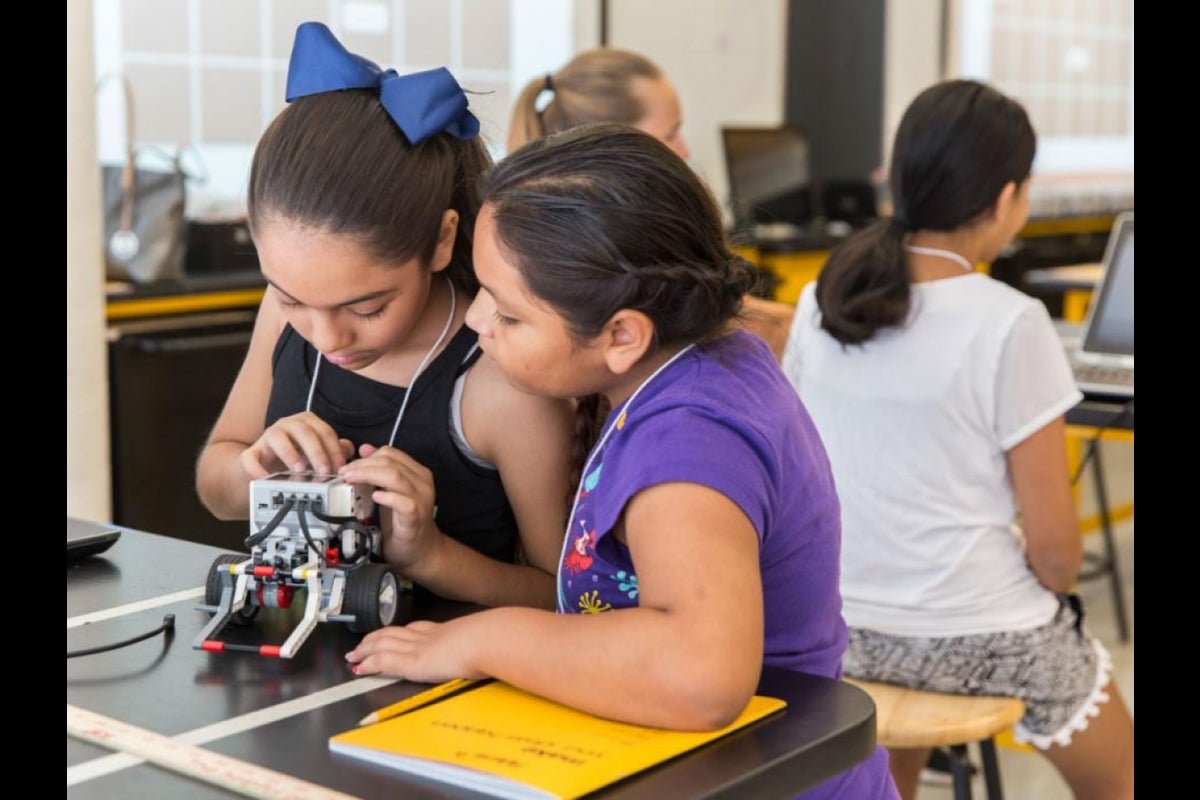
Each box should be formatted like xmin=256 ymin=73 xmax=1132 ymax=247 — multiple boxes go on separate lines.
xmin=292 ymin=462 xmax=306 ymax=472
xmin=316 ymin=464 xmax=328 ymax=475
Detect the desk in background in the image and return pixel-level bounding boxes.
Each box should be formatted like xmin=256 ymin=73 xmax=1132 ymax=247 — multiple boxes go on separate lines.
xmin=1024 ymin=262 xmax=1103 ymax=323
xmin=731 ymin=223 xmax=839 ymax=305
xmin=734 ymin=214 xmax=1116 ymax=308
xmin=106 ymin=272 xmax=267 ymax=553
xmin=68 ymin=527 xmax=878 ymax=798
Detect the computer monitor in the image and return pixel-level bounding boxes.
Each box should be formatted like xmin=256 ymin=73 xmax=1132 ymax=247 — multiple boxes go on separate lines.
xmin=721 ymin=125 xmax=813 ymax=229
xmin=1080 ymin=212 xmax=1134 ymax=359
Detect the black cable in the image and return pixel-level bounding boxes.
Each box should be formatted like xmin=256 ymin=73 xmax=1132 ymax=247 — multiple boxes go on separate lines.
xmin=1070 ymin=399 xmax=1134 ymax=487
xmin=296 ymin=501 xmax=331 ymax=564
xmin=341 ymin=520 xmax=376 ymax=557
xmin=67 ymin=614 xmax=175 ymax=658
xmin=310 ymin=508 xmax=354 ymax=524
xmin=244 ymin=498 xmax=295 ymax=548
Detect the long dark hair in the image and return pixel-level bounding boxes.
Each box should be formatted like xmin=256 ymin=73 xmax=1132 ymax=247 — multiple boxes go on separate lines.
xmin=247 ymin=89 xmax=491 ymax=294
xmin=482 ymin=122 xmax=758 ymax=482
xmin=816 ymin=79 xmax=1036 ymax=345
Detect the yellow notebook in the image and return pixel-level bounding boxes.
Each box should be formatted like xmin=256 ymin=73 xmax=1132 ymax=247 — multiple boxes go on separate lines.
xmin=329 ymin=681 xmax=786 ymax=800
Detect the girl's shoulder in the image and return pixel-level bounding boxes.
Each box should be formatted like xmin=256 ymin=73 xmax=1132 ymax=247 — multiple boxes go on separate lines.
xmin=459 ymin=350 xmax=575 ymax=458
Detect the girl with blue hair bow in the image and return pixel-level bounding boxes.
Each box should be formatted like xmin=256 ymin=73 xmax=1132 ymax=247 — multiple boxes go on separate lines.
xmin=196 ymin=23 xmax=575 ymax=610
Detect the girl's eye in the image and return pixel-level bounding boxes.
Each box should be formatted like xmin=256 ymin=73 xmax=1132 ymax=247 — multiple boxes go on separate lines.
xmin=277 ymin=297 xmax=300 ymax=309
xmin=492 ymin=310 xmax=518 ymax=326
xmin=350 ymin=306 xmax=386 ymax=321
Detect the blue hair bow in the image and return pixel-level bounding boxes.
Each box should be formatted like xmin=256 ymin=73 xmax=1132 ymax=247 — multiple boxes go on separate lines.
xmin=285 ymin=21 xmax=479 ymax=145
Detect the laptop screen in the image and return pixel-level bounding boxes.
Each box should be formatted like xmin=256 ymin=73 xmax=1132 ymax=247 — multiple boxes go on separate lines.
xmin=721 ymin=126 xmax=812 ymax=228
xmin=1081 ymin=214 xmax=1134 ymax=358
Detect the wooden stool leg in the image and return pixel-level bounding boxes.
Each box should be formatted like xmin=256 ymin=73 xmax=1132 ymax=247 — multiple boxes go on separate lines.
xmin=946 ymin=744 xmax=974 ymax=800
xmin=978 ymin=737 xmax=1004 ymax=800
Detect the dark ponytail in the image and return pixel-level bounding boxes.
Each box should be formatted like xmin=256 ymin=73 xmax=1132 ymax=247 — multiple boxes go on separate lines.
xmin=815 ymin=219 xmax=910 ymax=345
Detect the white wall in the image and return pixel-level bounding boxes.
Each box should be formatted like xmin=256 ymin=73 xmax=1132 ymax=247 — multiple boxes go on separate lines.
xmin=608 ymin=0 xmax=788 ymax=217
xmin=883 ymin=0 xmax=943 ymax=174
xmin=604 ymin=0 xmax=948 ymax=215
xmin=67 ymin=0 xmax=112 ymax=522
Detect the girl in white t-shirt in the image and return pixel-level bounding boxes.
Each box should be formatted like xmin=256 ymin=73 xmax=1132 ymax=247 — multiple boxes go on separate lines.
xmin=782 ymin=79 xmax=1133 ymax=800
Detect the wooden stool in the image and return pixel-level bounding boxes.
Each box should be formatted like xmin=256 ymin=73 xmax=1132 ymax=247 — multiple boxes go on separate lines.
xmin=846 ymin=678 xmax=1026 ymax=800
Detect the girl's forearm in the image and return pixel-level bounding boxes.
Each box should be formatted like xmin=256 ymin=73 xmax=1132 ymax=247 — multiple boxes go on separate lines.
xmin=462 ymin=606 xmax=759 ymax=731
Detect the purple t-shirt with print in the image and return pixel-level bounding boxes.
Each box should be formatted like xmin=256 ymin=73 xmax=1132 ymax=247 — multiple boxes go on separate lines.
xmin=558 ymin=330 xmax=846 ymax=677
xmin=556 ymin=331 xmax=896 ymax=799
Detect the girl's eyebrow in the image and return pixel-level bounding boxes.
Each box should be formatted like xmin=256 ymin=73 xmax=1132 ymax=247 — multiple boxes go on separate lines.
xmin=265 ymin=278 xmax=393 ymax=308
xmin=477 ymin=279 xmax=514 ymax=305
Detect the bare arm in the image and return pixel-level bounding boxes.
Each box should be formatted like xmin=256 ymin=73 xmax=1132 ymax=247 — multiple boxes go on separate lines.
xmin=194 ymin=298 xmax=284 ymax=519
xmin=195 ymin=293 xmax=355 ymax=519
xmin=1007 ymin=415 xmax=1082 ymax=593
xmin=349 ymin=482 xmax=765 ymax=730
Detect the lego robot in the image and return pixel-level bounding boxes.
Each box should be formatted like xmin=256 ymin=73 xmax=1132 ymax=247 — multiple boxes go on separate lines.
xmin=194 ymin=472 xmax=400 ymax=658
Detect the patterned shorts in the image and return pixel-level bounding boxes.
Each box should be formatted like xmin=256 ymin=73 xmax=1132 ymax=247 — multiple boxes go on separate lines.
xmin=843 ymin=595 xmax=1115 ymax=749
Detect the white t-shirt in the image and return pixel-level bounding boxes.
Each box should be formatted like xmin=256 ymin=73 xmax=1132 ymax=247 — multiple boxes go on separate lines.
xmin=782 ymin=274 xmax=1082 ymax=636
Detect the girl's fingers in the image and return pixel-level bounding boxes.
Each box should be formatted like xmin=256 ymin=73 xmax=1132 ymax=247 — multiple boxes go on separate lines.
xmin=405 ymin=620 xmax=439 ymax=632
xmin=371 ymin=490 xmax=422 ymax=518
xmin=258 ymin=429 xmax=306 ymax=474
xmin=342 ymin=463 xmax=423 ymax=497
xmin=240 ymin=448 xmax=273 ymax=479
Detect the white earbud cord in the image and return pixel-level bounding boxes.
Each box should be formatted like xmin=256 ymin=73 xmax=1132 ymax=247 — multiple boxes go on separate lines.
xmin=555 ymin=342 xmax=697 ymax=612
xmin=904 ymin=245 xmax=975 ymax=273
xmin=304 ymin=279 xmax=458 ymax=448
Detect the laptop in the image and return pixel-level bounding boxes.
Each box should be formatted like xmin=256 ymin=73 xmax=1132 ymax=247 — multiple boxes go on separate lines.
xmin=67 ymin=516 xmax=122 ymax=562
xmin=1069 ymin=212 xmax=1134 ymax=398
xmin=721 ymin=125 xmax=813 ymax=230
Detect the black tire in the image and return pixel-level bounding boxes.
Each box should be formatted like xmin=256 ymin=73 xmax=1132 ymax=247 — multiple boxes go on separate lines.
xmin=345 ymin=564 xmax=400 ymax=633
xmin=205 ymin=553 xmax=259 ymax=626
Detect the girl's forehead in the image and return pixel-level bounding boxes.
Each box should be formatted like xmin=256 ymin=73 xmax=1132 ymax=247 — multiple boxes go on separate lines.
xmin=258 ymin=220 xmax=420 ymax=298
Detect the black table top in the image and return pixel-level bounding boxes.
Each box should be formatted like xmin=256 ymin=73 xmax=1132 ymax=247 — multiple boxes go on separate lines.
xmin=68 ymin=528 xmax=877 ymax=799
xmin=1067 ymin=396 xmax=1134 ymax=431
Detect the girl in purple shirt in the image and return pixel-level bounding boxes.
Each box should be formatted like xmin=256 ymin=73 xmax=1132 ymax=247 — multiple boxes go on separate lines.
xmin=347 ymin=123 xmax=897 ymax=799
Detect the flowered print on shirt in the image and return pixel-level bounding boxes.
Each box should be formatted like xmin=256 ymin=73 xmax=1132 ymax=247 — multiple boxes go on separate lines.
xmin=578 ymin=590 xmax=611 ymax=614
xmin=563 ymin=522 xmax=596 ymax=575
xmin=559 ymin=432 xmax=642 ymax=615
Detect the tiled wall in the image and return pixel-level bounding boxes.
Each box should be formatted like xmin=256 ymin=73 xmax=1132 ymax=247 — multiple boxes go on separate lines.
xmin=97 ymin=0 xmax=523 ymax=211
xmin=953 ymin=0 xmax=1135 ymax=178
xmin=989 ymin=0 xmax=1133 ymax=139
xmin=115 ymin=0 xmax=512 ymax=143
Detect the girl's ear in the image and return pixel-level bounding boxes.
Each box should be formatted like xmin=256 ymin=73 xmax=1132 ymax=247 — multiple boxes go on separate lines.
xmin=599 ymin=310 xmax=656 ymax=375
xmin=430 ymin=209 xmax=459 ymax=272
xmin=993 ymin=181 xmax=1018 ymax=222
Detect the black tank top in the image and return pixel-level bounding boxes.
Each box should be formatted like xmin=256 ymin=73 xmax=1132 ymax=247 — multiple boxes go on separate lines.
xmin=266 ymin=324 xmax=519 ymax=590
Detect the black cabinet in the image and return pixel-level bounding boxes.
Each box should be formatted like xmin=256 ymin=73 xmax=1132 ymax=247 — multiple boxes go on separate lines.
xmin=108 ymin=309 xmax=255 ymax=552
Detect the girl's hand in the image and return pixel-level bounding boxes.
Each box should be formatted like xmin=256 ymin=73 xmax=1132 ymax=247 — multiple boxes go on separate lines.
xmin=240 ymin=411 xmax=354 ymax=478
xmin=341 ymin=444 xmax=439 ymax=570
xmin=346 ymin=618 xmax=484 ymax=682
